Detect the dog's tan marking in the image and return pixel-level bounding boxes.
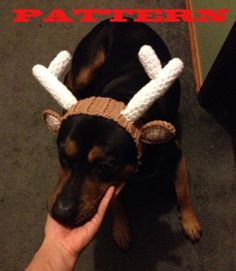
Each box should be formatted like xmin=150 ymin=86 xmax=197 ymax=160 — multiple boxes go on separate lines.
xmin=76 ymin=177 xmax=111 ymax=224
xmin=64 ymin=71 xmax=73 ymax=91
xmin=64 ymin=138 xmax=78 ymax=157
xmin=48 ymin=168 xmax=71 ymax=211
xmin=88 ymin=146 xmax=104 ymax=162
xmin=76 ymin=68 xmax=93 ymax=89
xmin=175 ymin=155 xmax=190 ymax=208
xmin=175 ymin=154 xmax=202 ymax=242
xmin=75 ymin=50 xmax=105 ymax=89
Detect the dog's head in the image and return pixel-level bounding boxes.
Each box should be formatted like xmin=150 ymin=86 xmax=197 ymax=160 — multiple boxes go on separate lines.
xmin=47 ymin=114 xmax=137 ymax=227
xmin=32 ymin=46 xmax=183 ymax=227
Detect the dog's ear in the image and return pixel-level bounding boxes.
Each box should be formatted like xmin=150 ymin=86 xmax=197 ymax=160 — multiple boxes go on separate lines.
xmin=141 ymin=120 xmax=176 ymax=144
xmin=42 ymin=109 xmax=62 ymax=133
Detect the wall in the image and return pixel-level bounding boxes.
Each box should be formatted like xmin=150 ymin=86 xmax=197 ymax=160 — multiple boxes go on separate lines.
xmin=189 ymin=0 xmax=235 ymax=83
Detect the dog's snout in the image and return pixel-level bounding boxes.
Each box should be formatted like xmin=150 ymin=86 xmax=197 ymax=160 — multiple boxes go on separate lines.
xmin=51 ymin=197 xmax=77 ymax=226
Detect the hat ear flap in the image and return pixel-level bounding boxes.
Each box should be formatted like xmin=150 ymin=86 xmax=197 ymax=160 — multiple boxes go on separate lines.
xmin=141 ymin=120 xmax=176 ymax=144
xmin=42 ymin=110 xmax=62 ymax=133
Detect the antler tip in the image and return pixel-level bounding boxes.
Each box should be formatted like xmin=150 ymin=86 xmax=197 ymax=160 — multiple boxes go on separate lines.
xmin=32 ymin=64 xmax=44 ymax=76
xmin=56 ymin=50 xmax=72 ymax=61
xmin=169 ymin=58 xmax=184 ymax=73
xmin=138 ymin=45 xmax=155 ymax=58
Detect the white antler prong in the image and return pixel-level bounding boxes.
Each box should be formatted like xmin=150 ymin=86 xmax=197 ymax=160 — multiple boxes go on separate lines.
xmin=138 ymin=45 xmax=162 ymax=80
xmin=48 ymin=51 xmax=72 ymax=78
xmin=32 ymin=51 xmax=77 ymax=110
xmin=121 ymin=46 xmax=184 ymax=123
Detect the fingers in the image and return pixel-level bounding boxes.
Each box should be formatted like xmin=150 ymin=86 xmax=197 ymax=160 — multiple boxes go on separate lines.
xmin=96 ymin=186 xmax=115 ymax=220
xmin=72 ymin=186 xmax=115 ymax=245
xmin=89 ymin=183 xmax=124 ymax=229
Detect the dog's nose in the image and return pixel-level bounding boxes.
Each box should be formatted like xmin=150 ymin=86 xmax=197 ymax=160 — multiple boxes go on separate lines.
xmin=51 ymin=198 xmax=77 ymax=226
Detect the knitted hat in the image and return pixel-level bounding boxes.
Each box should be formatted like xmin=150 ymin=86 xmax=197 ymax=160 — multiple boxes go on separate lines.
xmin=32 ymin=46 xmax=183 ymax=163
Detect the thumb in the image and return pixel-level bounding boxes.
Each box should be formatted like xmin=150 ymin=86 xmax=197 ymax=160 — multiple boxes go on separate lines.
xmin=72 ymin=186 xmax=115 ymax=239
xmin=89 ymin=185 xmax=115 ymax=227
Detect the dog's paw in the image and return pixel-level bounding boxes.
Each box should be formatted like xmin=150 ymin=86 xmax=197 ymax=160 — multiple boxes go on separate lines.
xmin=180 ymin=210 xmax=202 ymax=242
xmin=112 ymin=218 xmax=132 ymax=251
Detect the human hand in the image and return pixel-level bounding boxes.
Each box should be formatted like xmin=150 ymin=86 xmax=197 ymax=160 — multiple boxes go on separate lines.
xmin=45 ymin=185 xmax=115 ymax=257
xmin=26 ymin=186 xmax=115 ymax=271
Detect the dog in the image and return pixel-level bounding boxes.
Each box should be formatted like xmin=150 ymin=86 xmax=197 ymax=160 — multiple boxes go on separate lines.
xmin=33 ymin=18 xmax=201 ymax=251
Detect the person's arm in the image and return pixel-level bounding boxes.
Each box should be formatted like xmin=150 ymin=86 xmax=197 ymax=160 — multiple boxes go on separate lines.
xmin=26 ymin=186 xmax=115 ymax=271
xmin=25 ymin=238 xmax=75 ymax=271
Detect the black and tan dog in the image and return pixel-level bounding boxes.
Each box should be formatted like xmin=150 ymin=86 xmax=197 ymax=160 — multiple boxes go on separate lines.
xmin=34 ymin=18 xmax=201 ymax=250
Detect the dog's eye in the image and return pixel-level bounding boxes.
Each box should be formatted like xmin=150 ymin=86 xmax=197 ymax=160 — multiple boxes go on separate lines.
xmin=98 ymin=163 xmax=110 ymax=171
xmin=58 ymin=151 xmax=75 ymax=169
xmin=59 ymin=156 xmax=71 ymax=169
xmin=95 ymin=163 xmax=113 ymax=180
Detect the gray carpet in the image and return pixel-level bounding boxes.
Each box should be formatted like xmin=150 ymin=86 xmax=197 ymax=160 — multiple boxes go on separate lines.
xmin=1 ymin=1 xmax=236 ymax=270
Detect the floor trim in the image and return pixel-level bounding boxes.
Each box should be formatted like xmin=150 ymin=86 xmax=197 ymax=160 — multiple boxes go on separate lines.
xmin=184 ymin=0 xmax=203 ymax=91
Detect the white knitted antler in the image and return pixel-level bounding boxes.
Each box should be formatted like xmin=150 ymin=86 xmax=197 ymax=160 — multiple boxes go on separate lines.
xmin=32 ymin=46 xmax=183 ymax=120
xmin=138 ymin=45 xmax=162 ymax=80
xmin=32 ymin=51 xmax=77 ymax=110
xmin=121 ymin=45 xmax=184 ymax=123
xmin=48 ymin=51 xmax=72 ymax=78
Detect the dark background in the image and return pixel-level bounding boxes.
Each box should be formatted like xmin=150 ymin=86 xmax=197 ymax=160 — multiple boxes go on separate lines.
xmin=0 ymin=1 xmax=236 ymax=270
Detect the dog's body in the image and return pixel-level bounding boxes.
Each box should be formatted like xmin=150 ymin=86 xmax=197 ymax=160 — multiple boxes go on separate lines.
xmin=47 ymin=19 xmax=201 ymax=250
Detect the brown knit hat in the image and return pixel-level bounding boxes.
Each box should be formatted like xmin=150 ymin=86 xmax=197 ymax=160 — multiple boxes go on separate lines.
xmin=43 ymin=96 xmax=176 ymax=162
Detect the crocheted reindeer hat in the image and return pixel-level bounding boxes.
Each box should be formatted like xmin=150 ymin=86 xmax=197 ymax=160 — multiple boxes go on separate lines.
xmin=32 ymin=45 xmax=183 ymax=161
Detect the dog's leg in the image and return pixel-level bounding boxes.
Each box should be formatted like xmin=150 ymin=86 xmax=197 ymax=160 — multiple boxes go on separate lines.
xmin=111 ymin=198 xmax=132 ymax=251
xmin=175 ymin=154 xmax=202 ymax=242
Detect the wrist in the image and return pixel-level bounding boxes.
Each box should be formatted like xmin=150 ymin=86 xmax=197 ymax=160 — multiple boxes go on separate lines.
xmin=44 ymin=238 xmax=77 ymax=268
xmin=26 ymin=239 xmax=77 ymax=271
